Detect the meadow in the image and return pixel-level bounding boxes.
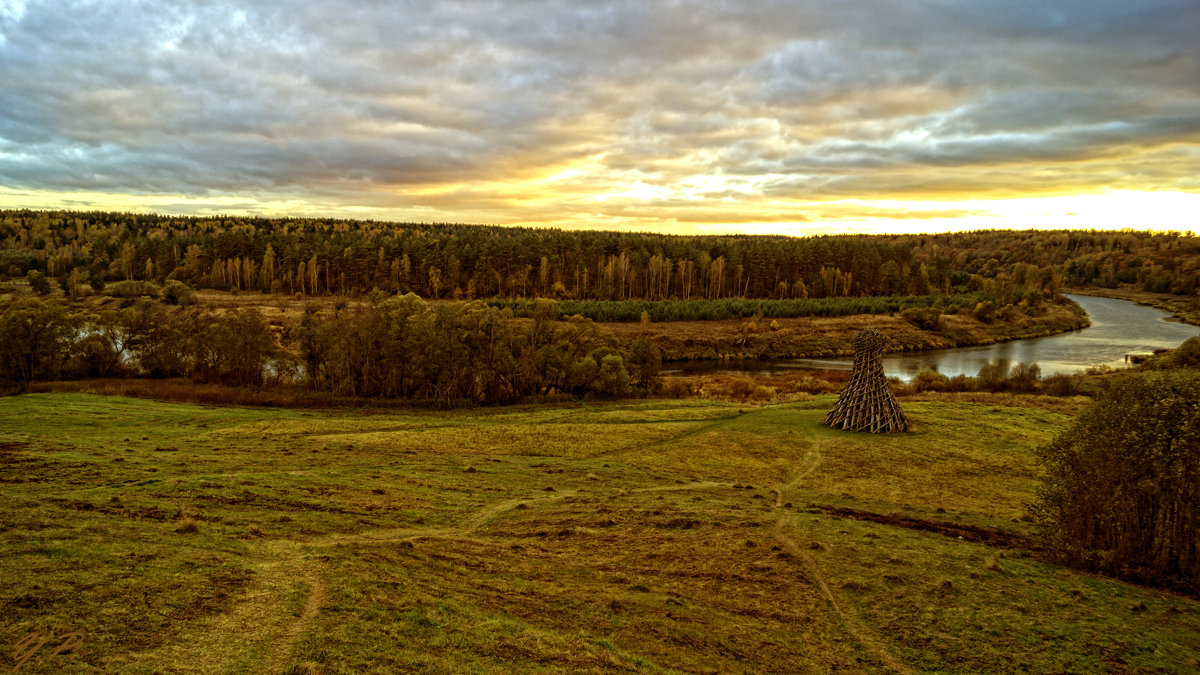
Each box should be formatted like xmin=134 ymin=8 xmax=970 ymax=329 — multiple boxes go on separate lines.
xmin=3 ymin=393 xmax=1199 ymax=673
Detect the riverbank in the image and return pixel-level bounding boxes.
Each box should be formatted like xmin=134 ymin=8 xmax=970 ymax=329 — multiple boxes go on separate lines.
xmin=1066 ymin=286 xmax=1200 ymax=326
xmin=597 ymin=298 xmax=1089 ymax=361
xmin=1 ymin=281 xmax=1089 ymax=364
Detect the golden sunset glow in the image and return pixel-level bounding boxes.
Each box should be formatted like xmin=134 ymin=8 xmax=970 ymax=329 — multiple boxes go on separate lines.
xmin=1 ymin=2 xmax=1197 ymax=234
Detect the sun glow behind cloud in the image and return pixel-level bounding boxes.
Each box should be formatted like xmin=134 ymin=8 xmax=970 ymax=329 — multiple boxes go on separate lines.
xmin=0 ymin=1 xmax=1197 ymax=235
xmin=4 ymin=185 xmax=1195 ymax=237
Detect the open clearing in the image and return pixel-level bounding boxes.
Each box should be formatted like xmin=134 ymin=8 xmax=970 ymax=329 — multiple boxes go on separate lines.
xmin=3 ymin=393 xmax=1200 ymax=673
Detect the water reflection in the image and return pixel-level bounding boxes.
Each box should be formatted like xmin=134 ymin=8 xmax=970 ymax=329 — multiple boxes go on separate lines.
xmin=665 ymin=294 xmax=1200 ymax=382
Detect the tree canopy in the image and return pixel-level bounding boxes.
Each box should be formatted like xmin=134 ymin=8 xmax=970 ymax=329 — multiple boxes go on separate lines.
xmin=10 ymin=209 xmax=1187 ymax=302
xmin=1034 ymin=371 xmax=1200 ymax=594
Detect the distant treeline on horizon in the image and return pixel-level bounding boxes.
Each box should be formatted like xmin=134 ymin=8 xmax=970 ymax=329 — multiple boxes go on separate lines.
xmin=2 ymin=209 xmax=1198 ymax=302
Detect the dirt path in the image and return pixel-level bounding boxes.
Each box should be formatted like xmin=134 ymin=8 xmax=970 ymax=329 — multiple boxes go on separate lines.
xmin=464 ymin=496 xmax=543 ymax=531
xmin=584 ymin=412 xmax=743 ymax=459
xmin=633 ymin=480 xmax=725 ymax=493
xmin=773 ymin=440 xmax=823 ymax=508
xmin=773 ymin=515 xmax=914 ymax=675
xmin=770 ymin=439 xmax=914 ymax=675
xmin=144 ymin=464 xmax=770 ymax=672
xmin=155 ymin=488 xmax=577 ymax=672
xmin=130 ymin=551 xmax=324 ymax=673
xmin=267 ymin=565 xmax=327 ymax=674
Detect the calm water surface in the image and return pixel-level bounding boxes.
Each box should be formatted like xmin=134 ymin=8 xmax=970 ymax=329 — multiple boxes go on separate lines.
xmin=666 ymin=294 xmax=1200 ymax=381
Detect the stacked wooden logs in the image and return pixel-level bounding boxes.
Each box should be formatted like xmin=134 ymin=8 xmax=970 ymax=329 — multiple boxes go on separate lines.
xmin=824 ymin=327 xmax=910 ymax=433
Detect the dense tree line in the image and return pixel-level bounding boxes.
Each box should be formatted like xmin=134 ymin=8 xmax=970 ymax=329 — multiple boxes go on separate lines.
xmin=0 ymin=298 xmax=280 ymax=388
xmin=0 ymin=296 xmax=660 ymax=404
xmin=8 ymin=210 xmax=1171 ymax=304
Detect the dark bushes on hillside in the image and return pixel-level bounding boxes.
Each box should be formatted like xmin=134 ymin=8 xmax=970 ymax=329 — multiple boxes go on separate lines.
xmin=899 ymin=307 xmax=944 ymax=331
xmin=0 ymin=298 xmax=277 ymax=389
xmin=105 ymin=280 xmax=162 ymax=298
xmin=0 ymin=296 xmax=658 ymax=405
xmin=0 ymin=299 xmax=75 ymax=389
xmin=1032 ymin=371 xmax=1200 ymax=594
xmin=161 ymin=280 xmax=195 ymax=305
xmin=905 ymin=362 xmax=1078 ymax=396
xmin=296 ymin=295 xmax=656 ymax=403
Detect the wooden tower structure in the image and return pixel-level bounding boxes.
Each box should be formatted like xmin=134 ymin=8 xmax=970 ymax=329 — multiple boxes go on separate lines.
xmin=824 ymin=327 xmax=910 ymax=433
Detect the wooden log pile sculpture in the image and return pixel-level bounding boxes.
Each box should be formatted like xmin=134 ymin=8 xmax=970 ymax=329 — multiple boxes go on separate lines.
xmin=824 ymin=327 xmax=910 ymax=433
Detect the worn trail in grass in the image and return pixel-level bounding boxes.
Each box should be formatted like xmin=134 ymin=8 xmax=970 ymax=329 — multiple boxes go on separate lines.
xmin=3 ymin=393 xmax=1200 ymax=673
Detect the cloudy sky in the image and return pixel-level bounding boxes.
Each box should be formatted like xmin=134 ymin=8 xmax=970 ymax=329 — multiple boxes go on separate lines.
xmin=1 ymin=0 xmax=1198 ymax=235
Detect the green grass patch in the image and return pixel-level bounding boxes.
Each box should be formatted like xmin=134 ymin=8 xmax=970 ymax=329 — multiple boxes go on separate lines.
xmin=492 ymin=293 xmax=993 ymax=322
xmin=2 ymin=393 xmax=1199 ymax=672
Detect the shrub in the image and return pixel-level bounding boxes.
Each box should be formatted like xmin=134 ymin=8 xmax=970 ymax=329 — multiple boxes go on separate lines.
xmin=0 ymin=298 xmax=75 ymax=387
xmin=1040 ymin=373 xmax=1081 ymax=397
xmin=747 ymin=384 xmax=775 ymax=402
xmin=944 ymin=374 xmax=977 ymax=392
xmin=976 ymin=361 xmax=1008 ymax=391
xmin=628 ymin=337 xmax=661 ymax=392
xmin=161 ymin=280 xmax=195 ymax=306
xmin=721 ymin=377 xmax=758 ymax=400
xmin=912 ymin=369 xmax=949 ymax=392
xmin=26 ymin=270 xmax=51 ymax=295
xmin=900 ymin=307 xmax=943 ymax=331
xmin=1173 ymin=337 xmax=1200 ymax=367
xmin=707 ymin=376 xmax=776 ymax=401
xmin=973 ymin=301 xmax=997 ymax=322
xmin=1008 ymin=362 xmax=1041 ymax=393
xmin=592 ymin=354 xmax=632 ymax=397
xmin=175 ymin=517 xmax=200 ymax=534
xmin=887 ymin=377 xmax=913 ymax=397
xmin=658 ymin=378 xmax=694 ymax=399
xmin=1032 ymin=372 xmax=1200 ymax=593
xmin=783 ymin=375 xmax=842 ymax=395
xmin=106 ymin=280 xmax=161 ymax=298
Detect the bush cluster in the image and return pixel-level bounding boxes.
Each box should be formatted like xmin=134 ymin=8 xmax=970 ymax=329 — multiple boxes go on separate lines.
xmin=0 ymin=298 xmax=278 ymax=389
xmin=295 ymin=296 xmax=659 ymax=403
xmin=1032 ymin=372 xmax=1200 ymax=594
xmin=0 ymin=296 xmax=661 ymax=405
xmin=105 ymin=280 xmax=162 ymax=298
xmin=902 ymin=361 xmax=1079 ymax=395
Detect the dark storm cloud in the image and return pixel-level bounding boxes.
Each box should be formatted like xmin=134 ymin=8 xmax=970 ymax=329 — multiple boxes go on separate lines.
xmin=0 ymin=0 xmax=1197 ymax=222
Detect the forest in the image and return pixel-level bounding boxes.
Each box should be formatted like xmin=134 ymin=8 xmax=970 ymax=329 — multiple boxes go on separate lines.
xmin=3 ymin=209 xmax=1196 ymax=404
xmin=4 ymin=209 xmax=1198 ymax=304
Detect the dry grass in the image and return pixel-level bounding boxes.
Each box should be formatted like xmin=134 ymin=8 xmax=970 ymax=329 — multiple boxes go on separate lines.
xmin=28 ymin=378 xmax=422 ymax=410
xmin=598 ymin=300 xmax=1086 ymax=360
xmin=175 ymin=517 xmax=201 ymax=534
xmin=899 ymin=391 xmax=1093 ymax=415
xmin=4 ymin=393 xmax=1200 ymax=673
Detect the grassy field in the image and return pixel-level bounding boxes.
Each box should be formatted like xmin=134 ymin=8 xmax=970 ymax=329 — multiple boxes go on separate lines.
xmin=2 ymin=393 xmax=1199 ymax=673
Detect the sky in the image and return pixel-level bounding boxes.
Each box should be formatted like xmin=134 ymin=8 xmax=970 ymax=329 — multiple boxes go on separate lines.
xmin=1 ymin=0 xmax=1198 ymax=236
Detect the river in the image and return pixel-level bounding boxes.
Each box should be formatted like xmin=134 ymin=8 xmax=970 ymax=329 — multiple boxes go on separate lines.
xmin=664 ymin=294 xmax=1200 ymax=381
